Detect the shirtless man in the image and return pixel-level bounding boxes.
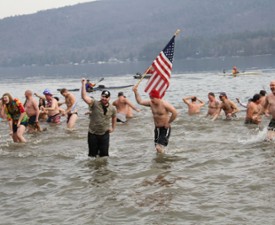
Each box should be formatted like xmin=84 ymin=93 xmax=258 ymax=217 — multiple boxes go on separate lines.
xmin=259 ymin=90 xmax=269 ymax=115
xmin=245 ymin=94 xmax=262 ymax=125
xmin=112 ymin=92 xmax=140 ymax=123
xmin=183 ymin=96 xmax=205 ymax=115
xmin=212 ymin=92 xmax=239 ymax=121
xmin=24 ymin=90 xmax=41 ymax=132
xmin=40 ymin=89 xmax=61 ymax=124
xmin=60 ymin=88 xmax=78 ymax=129
xmin=262 ymin=80 xmax=275 ymax=140
xmin=206 ymin=92 xmax=220 ymax=117
xmin=133 ymin=86 xmax=178 ymax=153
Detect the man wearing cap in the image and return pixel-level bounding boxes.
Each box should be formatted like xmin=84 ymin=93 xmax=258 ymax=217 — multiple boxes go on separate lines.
xmin=212 ymin=92 xmax=239 ymax=121
xmin=40 ymin=89 xmax=61 ymax=124
xmin=81 ymin=78 xmax=116 ymax=157
xmin=132 ymin=85 xmax=178 ymax=153
xmin=112 ymin=92 xmax=140 ymax=123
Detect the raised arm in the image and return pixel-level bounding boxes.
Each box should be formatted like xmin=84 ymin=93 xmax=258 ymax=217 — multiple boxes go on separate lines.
xmin=34 ymin=93 xmax=46 ymax=100
xmin=196 ymin=97 xmax=205 ymax=107
xmin=236 ymin=98 xmax=248 ymax=108
xmin=81 ymin=78 xmax=94 ymax=105
xmin=132 ymin=85 xmax=151 ymax=107
xmin=182 ymin=96 xmax=191 ymax=105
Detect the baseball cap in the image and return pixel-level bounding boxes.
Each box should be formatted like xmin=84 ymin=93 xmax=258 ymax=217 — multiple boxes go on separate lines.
xmin=101 ymin=90 xmax=111 ymax=98
xmin=43 ymin=88 xmax=53 ymax=96
xmin=219 ymin=92 xmax=227 ymax=97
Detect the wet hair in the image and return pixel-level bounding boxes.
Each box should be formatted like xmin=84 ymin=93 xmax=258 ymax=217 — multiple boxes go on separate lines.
xmin=60 ymin=88 xmax=67 ymax=94
xmin=2 ymin=93 xmax=13 ymax=104
xmin=39 ymin=98 xmax=46 ymax=108
xmin=118 ymin=92 xmax=124 ymax=97
xmin=208 ymin=92 xmax=215 ymax=97
xmin=251 ymin=94 xmax=261 ymax=102
xmin=191 ymin=96 xmax=197 ymax=102
xmin=259 ymin=90 xmax=266 ymax=96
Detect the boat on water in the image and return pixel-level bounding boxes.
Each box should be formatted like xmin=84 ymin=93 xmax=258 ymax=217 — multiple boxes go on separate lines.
xmin=57 ymin=84 xmax=134 ymax=92
xmin=133 ymin=72 xmax=152 ymax=79
xmin=223 ymin=70 xmax=263 ymax=77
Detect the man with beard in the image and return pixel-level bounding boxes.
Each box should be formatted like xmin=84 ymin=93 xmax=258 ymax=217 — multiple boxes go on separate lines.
xmin=212 ymin=92 xmax=239 ymax=121
xmin=81 ymin=78 xmax=116 ymax=157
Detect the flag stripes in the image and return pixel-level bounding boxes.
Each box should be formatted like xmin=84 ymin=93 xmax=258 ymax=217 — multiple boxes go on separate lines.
xmin=144 ymin=35 xmax=176 ymax=98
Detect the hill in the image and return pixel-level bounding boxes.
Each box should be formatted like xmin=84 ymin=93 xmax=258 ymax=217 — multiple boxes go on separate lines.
xmin=0 ymin=0 xmax=275 ymax=67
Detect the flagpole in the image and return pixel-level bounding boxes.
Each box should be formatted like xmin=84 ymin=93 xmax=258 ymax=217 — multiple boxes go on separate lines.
xmin=135 ymin=66 xmax=152 ymax=87
xmin=135 ymin=29 xmax=181 ymax=88
xmin=174 ymin=29 xmax=181 ymax=37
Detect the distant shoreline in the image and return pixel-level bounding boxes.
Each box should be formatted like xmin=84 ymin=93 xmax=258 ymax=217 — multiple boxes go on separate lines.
xmin=0 ymin=54 xmax=274 ymax=78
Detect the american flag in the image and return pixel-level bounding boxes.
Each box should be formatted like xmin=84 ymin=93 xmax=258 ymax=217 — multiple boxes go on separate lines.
xmin=144 ymin=34 xmax=176 ymax=98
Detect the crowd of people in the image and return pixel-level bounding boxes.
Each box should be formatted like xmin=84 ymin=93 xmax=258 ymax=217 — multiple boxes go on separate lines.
xmin=1 ymin=79 xmax=275 ymax=157
xmin=182 ymin=80 xmax=275 ymax=140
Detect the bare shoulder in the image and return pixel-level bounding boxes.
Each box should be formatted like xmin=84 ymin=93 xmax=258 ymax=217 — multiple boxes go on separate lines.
xmin=163 ymin=100 xmax=176 ymax=109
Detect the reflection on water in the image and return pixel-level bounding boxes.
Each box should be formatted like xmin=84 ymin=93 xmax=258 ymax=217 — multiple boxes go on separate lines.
xmin=0 ymin=69 xmax=275 ymax=224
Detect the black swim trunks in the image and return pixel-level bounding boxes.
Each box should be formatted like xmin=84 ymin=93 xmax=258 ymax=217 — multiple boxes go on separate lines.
xmin=67 ymin=112 xmax=78 ymax=123
xmin=12 ymin=121 xmax=28 ymax=133
xmin=267 ymin=118 xmax=275 ymax=131
xmin=28 ymin=115 xmax=36 ymax=125
xmin=154 ymin=127 xmax=171 ymax=147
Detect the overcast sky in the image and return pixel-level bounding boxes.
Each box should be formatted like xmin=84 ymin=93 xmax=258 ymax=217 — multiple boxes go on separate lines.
xmin=0 ymin=0 xmax=96 ymax=19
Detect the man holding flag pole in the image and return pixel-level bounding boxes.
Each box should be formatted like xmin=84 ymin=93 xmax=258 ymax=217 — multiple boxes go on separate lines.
xmin=132 ymin=29 xmax=180 ymax=153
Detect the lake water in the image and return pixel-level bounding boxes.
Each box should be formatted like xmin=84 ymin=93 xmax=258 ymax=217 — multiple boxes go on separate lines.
xmin=0 ymin=60 xmax=275 ymax=224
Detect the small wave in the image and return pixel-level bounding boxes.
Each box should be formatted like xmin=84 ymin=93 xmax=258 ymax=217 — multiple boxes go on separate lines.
xmin=238 ymin=128 xmax=267 ymax=144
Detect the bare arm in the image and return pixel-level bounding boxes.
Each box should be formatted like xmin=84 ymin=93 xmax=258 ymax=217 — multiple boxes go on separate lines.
xmin=165 ymin=102 xmax=178 ymax=124
xmin=34 ymin=93 xmax=45 ymax=100
xmin=17 ymin=111 xmax=26 ymax=125
xmin=212 ymin=106 xmax=222 ymax=121
xmin=81 ymin=78 xmax=94 ymax=105
xmin=196 ymin=97 xmax=205 ymax=107
xmin=236 ymin=98 xmax=248 ymax=108
xmin=260 ymin=96 xmax=269 ymax=116
xmin=65 ymin=95 xmax=76 ymax=114
xmin=125 ymin=99 xmax=140 ymax=112
xmin=182 ymin=96 xmax=191 ymax=105
xmin=32 ymin=99 xmax=40 ymax=122
xmin=230 ymin=101 xmax=239 ymax=114
xmin=109 ymin=115 xmax=116 ymax=133
xmin=246 ymin=103 xmax=254 ymax=119
xmin=132 ymin=85 xmax=151 ymax=107
xmin=44 ymin=99 xmax=58 ymax=111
